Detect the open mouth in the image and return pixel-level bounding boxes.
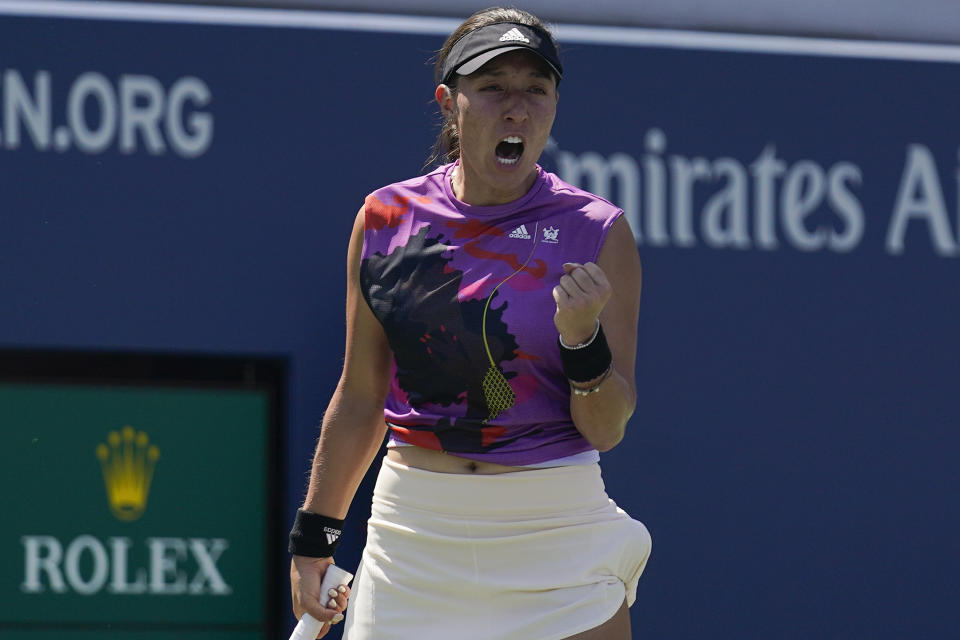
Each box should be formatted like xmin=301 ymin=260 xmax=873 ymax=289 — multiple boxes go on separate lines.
xmin=495 ymin=135 xmax=524 ymax=166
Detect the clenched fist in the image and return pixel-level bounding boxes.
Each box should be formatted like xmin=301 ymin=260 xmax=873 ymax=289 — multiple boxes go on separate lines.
xmin=552 ymin=262 xmax=611 ymax=345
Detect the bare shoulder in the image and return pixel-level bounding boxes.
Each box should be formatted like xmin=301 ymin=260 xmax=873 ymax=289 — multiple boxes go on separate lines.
xmin=598 ymin=216 xmax=641 ymax=289
xmin=342 ymin=201 xmax=392 ymax=402
xmin=347 ymin=204 xmax=368 ymax=275
xmin=349 ymin=204 xmax=366 ymax=244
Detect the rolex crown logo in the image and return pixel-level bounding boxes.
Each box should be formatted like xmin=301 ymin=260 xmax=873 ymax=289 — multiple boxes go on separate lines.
xmin=95 ymin=426 xmax=160 ymax=522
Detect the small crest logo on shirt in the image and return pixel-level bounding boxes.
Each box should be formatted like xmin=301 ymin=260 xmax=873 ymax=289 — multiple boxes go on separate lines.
xmin=508 ymin=224 xmax=532 ymax=239
xmin=543 ymin=226 xmax=560 ymax=243
xmin=499 ymin=28 xmax=530 ymax=43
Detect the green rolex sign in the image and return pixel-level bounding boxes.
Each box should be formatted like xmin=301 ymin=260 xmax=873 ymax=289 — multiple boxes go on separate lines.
xmin=0 ymin=382 xmax=273 ymax=639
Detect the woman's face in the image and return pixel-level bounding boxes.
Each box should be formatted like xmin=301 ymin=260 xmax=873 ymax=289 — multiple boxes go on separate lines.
xmin=437 ymin=49 xmax=558 ymax=206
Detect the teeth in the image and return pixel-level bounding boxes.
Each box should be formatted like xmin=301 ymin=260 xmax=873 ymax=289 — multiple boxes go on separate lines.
xmin=497 ymin=156 xmax=519 ymax=165
xmin=502 ymin=135 xmax=522 ymax=144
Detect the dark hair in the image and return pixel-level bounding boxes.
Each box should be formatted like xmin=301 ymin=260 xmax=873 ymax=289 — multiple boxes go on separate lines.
xmin=424 ymin=7 xmax=558 ymax=170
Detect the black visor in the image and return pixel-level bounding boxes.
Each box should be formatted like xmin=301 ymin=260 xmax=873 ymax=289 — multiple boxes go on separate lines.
xmin=438 ymin=22 xmax=563 ymax=86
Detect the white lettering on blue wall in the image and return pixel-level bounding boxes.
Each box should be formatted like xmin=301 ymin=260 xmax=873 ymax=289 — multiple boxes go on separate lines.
xmin=0 ymin=69 xmax=213 ymax=157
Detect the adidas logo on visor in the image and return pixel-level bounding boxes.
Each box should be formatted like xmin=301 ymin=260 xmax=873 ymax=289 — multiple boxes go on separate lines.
xmin=499 ymin=27 xmax=530 ymax=43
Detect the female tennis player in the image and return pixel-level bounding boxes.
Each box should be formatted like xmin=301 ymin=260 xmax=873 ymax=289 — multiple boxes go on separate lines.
xmin=289 ymin=7 xmax=651 ymax=639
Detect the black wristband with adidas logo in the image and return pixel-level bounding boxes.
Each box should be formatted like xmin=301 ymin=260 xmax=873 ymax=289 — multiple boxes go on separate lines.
xmin=288 ymin=509 xmax=344 ymax=558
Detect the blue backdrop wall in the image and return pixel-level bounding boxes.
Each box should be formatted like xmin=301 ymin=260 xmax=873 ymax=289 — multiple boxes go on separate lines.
xmin=2 ymin=5 xmax=958 ymax=638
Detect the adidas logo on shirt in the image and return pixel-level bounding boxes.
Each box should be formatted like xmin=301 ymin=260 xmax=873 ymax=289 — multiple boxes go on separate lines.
xmin=508 ymin=224 xmax=532 ymax=239
xmin=499 ymin=28 xmax=530 ymax=43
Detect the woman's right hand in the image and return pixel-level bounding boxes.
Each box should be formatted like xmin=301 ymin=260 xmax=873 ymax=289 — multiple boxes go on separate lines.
xmin=290 ymin=556 xmax=350 ymax=638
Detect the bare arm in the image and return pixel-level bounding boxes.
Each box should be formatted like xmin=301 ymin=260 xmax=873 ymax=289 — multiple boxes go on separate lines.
xmin=553 ymin=216 xmax=641 ymax=451
xmin=291 ymin=205 xmax=393 ymax=630
xmin=302 ymin=205 xmax=393 ymax=517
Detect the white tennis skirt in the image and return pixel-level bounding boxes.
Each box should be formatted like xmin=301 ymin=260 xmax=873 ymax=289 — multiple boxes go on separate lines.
xmin=342 ymin=456 xmax=652 ymax=640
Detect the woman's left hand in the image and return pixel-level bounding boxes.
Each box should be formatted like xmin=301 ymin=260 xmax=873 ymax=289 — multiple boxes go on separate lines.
xmin=552 ymin=261 xmax=611 ymax=345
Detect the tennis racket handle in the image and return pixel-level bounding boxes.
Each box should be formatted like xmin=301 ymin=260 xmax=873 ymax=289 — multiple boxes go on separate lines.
xmin=290 ymin=613 xmax=324 ymax=640
xmin=318 ymin=564 xmax=354 ymax=601
xmin=289 ymin=565 xmax=355 ymax=640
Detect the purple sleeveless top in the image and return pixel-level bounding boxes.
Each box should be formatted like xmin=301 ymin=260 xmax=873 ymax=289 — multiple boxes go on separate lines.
xmin=360 ymin=162 xmax=622 ymax=466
